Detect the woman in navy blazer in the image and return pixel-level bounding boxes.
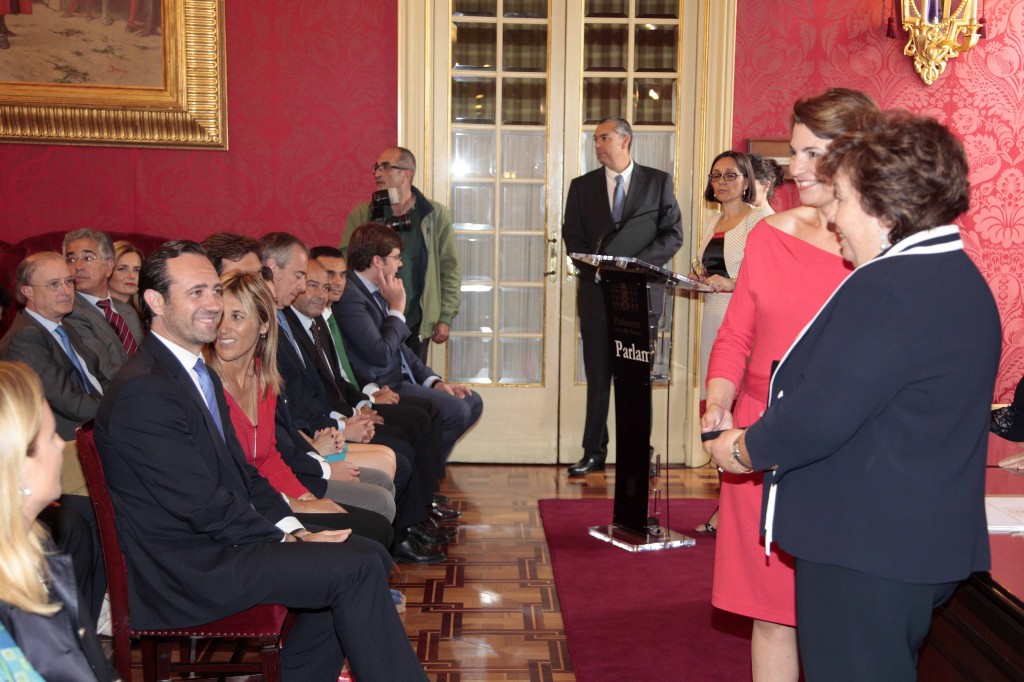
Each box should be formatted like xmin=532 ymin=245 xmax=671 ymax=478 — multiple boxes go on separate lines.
xmin=705 ymin=112 xmax=1002 ymax=681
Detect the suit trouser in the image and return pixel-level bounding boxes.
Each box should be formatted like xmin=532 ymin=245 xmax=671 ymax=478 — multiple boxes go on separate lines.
xmin=377 ymin=397 xmax=445 ymax=482
xmin=321 ymin=469 xmax=397 ymax=522
xmin=795 ymin=557 xmax=958 ymax=682
xmin=578 ymin=314 xmax=612 ymax=458
xmin=295 ymin=503 xmax=395 ymax=550
xmin=253 ymin=535 xmax=427 ymax=682
xmin=397 ymin=382 xmax=483 ymax=461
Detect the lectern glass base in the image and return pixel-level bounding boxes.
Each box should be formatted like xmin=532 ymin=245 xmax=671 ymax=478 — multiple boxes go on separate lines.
xmin=588 ymin=524 xmax=696 ymax=552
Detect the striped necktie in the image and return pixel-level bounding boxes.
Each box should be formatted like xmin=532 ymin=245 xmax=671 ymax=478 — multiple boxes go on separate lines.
xmin=95 ymin=298 xmax=138 ymax=355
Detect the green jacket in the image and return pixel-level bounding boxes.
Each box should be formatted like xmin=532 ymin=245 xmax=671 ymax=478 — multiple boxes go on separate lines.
xmin=342 ymin=186 xmax=461 ymax=336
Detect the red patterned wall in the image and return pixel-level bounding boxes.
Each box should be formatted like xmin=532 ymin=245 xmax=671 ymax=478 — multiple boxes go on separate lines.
xmin=734 ymin=0 xmax=1024 ymax=401
xmin=0 ymin=1 xmax=397 ymax=250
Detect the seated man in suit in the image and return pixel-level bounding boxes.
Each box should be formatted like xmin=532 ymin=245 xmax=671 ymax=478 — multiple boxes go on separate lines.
xmin=0 ymin=252 xmax=107 ymax=439
xmin=63 ymin=229 xmax=145 ymax=376
xmin=261 ymin=232 xmax=449 ymax=564
xmin=94 ymin=240 xmax=427 ymax=681
xmin=337 ymin=223 xmax=483 ymax=464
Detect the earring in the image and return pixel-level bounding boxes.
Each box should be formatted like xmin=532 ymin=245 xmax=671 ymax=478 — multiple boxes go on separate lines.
xmin=19 ymin=485 xmax=31 ymax=497
xmin=259 ymin=333 xmax=267 ymax=340
xmin=880 ymin=232 xmax=891 ymax=250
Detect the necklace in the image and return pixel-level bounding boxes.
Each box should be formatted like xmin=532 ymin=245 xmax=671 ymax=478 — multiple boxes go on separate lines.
xmin=220 ymin=361 xmax=260 ymax=464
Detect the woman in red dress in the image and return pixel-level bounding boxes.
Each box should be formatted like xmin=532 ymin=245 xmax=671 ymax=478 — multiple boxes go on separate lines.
xmin=703 ymin=88 xmax=879 ymax=682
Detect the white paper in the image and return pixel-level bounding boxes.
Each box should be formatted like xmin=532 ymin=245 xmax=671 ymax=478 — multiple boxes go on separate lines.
xmin=985 ymin=495 xmax=1024 ymax=533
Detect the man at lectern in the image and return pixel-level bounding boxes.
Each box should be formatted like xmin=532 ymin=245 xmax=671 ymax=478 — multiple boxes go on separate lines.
xmin=562 ymin=116 xmax=683 ymax=476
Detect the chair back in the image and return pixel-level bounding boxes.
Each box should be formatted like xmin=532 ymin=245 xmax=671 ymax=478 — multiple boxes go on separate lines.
xmin=75 ymin=421 xmax=135 ymax=680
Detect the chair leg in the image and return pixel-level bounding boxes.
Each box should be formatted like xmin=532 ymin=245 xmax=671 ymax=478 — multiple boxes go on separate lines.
xmin=113 ymin=632 xmax=134 ymax=681
xmin=258 ymin=634 xmax=282 ymax=682
xmin=139 ymin=638 xmax=160 ymax=682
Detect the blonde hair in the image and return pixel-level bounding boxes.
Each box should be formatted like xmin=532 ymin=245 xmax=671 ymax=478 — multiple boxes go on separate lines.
xmin=0 ymin=362 xmax=59 ymax=616
xmin=206 ymin=271 xmax=283 ymax=398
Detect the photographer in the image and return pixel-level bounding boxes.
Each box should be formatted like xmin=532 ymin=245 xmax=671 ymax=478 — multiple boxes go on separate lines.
xmin=343 ymin=147 xmax=460 ymax=362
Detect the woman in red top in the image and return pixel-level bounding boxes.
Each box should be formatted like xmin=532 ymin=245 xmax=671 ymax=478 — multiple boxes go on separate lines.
xmin=206 ymin=271 xmax=393 ymax=548
xmin=703 ymin=89 xmax=879 ymax=682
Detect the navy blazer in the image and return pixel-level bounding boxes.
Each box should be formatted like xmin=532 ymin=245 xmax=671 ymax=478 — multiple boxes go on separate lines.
xmin=281 ymin=307 xmax=367 ymax=412
xmin=275 ymin=318 xmax=342 ymax=434
xmin=335 ymin=274 xmax=437 ymax=388
xmin=746 ymin=227 xmax=1001 ymax=584
xmin=94 ymin=334 xmax=292 ymax=628
xmin=562 ymin=163 xmax=683 ymax=319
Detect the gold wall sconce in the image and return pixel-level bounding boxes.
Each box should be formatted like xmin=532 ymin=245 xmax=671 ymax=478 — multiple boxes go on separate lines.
xmin=892 ymin=0 xmax=985 ymax=85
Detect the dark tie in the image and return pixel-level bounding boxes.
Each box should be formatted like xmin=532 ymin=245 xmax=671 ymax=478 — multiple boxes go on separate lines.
xmin=372 ymin=290 xmax=415 ymax=383
xmin=95 ymin=298 xmax=138 ymax=355
xmin=310 ymin=319 xmax=338 ymax=381
xmin=54 ymin=325 xmax=93 ymax=394
xmin=612 ymin=174 xmax=625 ymax=224
xmin=193 ymin=357 xmax=225 ymax=440
xmin=326 ymin=314 xmax=357 ymax=384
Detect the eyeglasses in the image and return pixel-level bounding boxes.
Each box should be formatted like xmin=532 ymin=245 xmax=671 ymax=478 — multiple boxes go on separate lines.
xmin=372 ymin=162 xmax=412 ymax=173
xmin=708 ymin=172 xmax=743 ymax=183
xmin=66 ymin=253 xmax=105 ymax=265
xmin=384 ymin=254 xmax=403 ymax=263
xmin=28 ymin=277 xmax=76 ymax=292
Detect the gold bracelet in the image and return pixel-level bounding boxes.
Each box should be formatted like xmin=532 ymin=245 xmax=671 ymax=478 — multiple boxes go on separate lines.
xmin=731 ymin=437 xmax=753 ymax=473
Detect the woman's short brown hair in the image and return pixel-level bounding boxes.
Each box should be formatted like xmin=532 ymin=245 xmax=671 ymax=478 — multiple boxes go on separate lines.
xmin=818 ymin=110 xmax=969 ymax=245
xmin=792 ymin=88 xmax=880 ymax=141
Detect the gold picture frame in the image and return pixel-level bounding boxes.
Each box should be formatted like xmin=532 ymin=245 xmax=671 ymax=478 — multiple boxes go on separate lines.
xmin=0 ymin=0 xmax=227 ymax=149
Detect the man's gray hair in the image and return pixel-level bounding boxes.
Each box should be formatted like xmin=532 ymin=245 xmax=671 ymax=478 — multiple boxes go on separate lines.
xmin=63 ymin=229 xmax=115 ymax=260
xmin=597 ymin=116 xmax=633 ymax=148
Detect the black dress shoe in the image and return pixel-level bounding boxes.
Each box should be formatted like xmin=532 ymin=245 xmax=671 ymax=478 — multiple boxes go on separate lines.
xmin=408 ymin=523 xmax=450 ymax=547
xmin=430 ymin=504 xmax=461 ymax=521
xmin=422 ymin=517 xmax=458 ymax=537
xmin=568 ymin=457 xmax=605 ymax=476
xmin=433 ymin=494 xmax=450 ymax=505
xmin=392 ymin=537 xmax=446 ymax=564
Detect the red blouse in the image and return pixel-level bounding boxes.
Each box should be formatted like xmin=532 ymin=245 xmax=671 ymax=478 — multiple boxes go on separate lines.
xmin=223 ymin=388 xmax=309 ymax=498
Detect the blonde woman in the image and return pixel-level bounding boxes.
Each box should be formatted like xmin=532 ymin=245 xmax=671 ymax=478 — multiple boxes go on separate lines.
xmin=0 ymin=361 xmax=118 ymax=681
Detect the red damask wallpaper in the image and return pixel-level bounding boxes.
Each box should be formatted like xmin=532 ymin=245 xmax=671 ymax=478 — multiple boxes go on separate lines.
xmin=0 ymin=1 xmax=397 ymax=250
xmin=734 ymin=0 xmax=1024 ymax=401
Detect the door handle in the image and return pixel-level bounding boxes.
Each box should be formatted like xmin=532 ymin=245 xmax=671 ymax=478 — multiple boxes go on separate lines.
xmin=544 ymin=236 xmax=559 ymax=281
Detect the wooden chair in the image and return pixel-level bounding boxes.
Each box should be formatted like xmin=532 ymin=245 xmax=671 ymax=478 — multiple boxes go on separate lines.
xmin=76 ymin=422 xmax=289 ymax=682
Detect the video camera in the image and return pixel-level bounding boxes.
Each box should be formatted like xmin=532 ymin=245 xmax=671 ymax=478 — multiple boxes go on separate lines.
xmin=370 ymin=188 xmax=412 ymax=232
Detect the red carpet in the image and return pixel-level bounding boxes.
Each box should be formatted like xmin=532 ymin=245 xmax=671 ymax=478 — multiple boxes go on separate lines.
xmin=540 ymin=498 xmax=751 ymax=681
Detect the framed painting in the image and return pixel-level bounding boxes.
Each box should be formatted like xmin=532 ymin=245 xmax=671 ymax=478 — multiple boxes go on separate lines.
xmin=746 ymin=138 xmax=791 ymax=178
xmin=0 ymin=0 xmax=226 ymax=149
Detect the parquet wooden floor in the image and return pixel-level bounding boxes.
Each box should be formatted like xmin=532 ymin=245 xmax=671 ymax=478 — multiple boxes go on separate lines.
xmin=396 ymin=463 xmax=721 ymax=681
xmin=119 ymin=463 xmax=721 ymax=681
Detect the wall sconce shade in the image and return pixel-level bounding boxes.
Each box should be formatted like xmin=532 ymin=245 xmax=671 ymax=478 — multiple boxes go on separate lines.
xmin=899 ymin=0 xmax=982 ymax=85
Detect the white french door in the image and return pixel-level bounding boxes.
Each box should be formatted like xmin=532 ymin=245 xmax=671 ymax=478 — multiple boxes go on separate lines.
xmin=399 ymin=0 xmax=738 ymax=465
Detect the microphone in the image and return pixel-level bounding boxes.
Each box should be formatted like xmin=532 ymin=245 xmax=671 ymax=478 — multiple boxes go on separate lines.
xmin=593 ymin=204 xmax=673 ymax=256
xmin=591 ymin=204 xmax=674 ymax=282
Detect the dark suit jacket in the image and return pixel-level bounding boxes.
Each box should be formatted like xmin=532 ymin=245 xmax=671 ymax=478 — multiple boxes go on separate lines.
xmin=275 ymin=316 xmax=344 ymax=434
xmin=746 ymin=228 xmax=1001 ymax=584
xmin=282 ymin=307 xmax=367 ymax=413
xmin=0 ymin=311 xmax=106 ymax=439
xmin=335 ymin=275 xmax=436 ymax=388
xmin=94 ymin=334 xmax=292 ymax=628
xmin=562 ymin=163 xmax=684 ymax=320
xmin=64 ymin=292 xmax=144 ymax=377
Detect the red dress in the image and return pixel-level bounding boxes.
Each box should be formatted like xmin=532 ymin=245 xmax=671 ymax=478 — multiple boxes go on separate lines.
xmin=223 ymin=388 xmax=308 ymax=499
xmin=707 ymin=222 xmax=852 ymax=625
